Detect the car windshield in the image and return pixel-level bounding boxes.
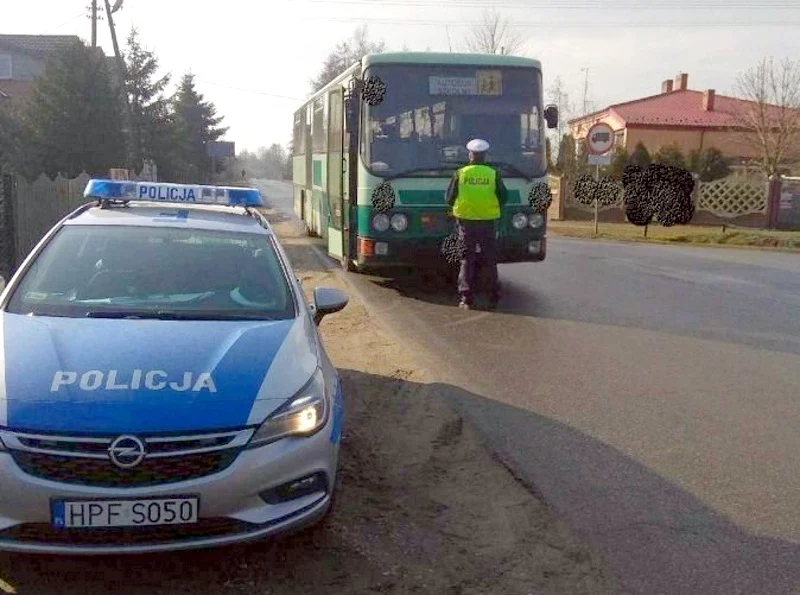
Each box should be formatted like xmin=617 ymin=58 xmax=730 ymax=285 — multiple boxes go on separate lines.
xmin=4 ymin=224 xmax=296 ymax=320
xmin=361 ymin=63 xmax=545 ymax=179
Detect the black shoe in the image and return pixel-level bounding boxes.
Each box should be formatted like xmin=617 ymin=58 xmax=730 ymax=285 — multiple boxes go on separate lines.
xmin=458 ymin=297 xmax=472 ymax=310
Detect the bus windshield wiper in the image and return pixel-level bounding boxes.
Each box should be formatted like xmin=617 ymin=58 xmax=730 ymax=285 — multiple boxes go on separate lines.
xmin=383 ymin=165 xmax=459 ymax=182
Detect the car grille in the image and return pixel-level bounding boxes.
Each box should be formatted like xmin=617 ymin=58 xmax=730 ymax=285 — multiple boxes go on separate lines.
xmin=0 ymin=518 xmax=255 ymax=546
xmin=1 ymin=428 xmax=253 ymax=488
xmin=11 ymin=450 xmax=240 ymax=487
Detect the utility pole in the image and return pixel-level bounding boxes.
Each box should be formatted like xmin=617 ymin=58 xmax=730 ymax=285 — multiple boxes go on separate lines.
xmin=581 ymin=67 xmax=589 ymax=115
xmin=91 ymin=0 xmax=98 ymax=47
xmin=104 ymin=0 xmax=139 ymax=172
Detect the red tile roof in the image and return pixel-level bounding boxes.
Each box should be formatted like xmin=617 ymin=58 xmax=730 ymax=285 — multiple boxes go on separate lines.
xmin=571 ymin=89 xmax=789 ymax=129
xmin=0 ymin=35 xmax=81 ymax=56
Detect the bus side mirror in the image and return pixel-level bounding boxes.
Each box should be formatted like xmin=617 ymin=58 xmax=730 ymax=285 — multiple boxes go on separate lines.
xmin=544 ymin=105 xmax=559 ymax=129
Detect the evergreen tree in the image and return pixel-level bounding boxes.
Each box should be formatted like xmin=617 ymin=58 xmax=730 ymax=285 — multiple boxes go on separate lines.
xmin=654 ymin=143 xmax=686 ymax=169
xmin=688 ymin=147 xmax=730 ymax=182
xmin=123 ymin=28 xmax=174 ymax=175
xmin=23 ymin=40 xmax=126 ymax=178
xmin=628 ymin=142 xmax=652 ymax=168
xmin=171 ymin=72 xmax=228 ymax=182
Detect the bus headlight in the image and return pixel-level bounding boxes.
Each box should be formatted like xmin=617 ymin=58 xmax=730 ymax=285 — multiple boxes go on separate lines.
xmin=511 ymin=213 xmax=529 ymax=230
xmin=372 ymin=213 xmax=390 ymax=232
xmin=390 ymin=213 xmax=408 ymax=232
xmin=529 ymin=213 xmax=544 ymax=229
xmin=248 ymin=369 xmax=329 ymax=448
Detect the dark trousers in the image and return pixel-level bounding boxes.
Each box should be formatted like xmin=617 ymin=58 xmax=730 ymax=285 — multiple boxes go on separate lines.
xmin=457 ymin=219 xmax=499 ymax=302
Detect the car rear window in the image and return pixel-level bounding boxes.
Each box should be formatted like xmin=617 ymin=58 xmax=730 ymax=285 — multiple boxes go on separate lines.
xmin=4 ymin=224 xmax=296 ymax=320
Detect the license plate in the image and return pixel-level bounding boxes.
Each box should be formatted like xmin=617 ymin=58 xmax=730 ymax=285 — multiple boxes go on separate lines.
xmin=51 ymin=497 xmax=199 ymax=528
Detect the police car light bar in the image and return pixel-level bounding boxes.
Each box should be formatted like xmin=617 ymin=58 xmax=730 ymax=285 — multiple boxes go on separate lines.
xmin=83 ymin=179 xmax=263 ymax=208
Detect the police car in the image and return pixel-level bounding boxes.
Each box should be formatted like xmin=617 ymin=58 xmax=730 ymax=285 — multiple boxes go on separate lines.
xmin=0 ymin=180 xmax=348 ymax=554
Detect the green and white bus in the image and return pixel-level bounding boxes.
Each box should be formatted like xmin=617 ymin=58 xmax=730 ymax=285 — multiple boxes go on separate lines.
xmin=291 ymin=52 xmax=558 ymax=274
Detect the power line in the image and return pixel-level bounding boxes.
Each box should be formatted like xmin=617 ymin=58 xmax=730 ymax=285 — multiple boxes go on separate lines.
xmin=292 ymin=14 xmax=800 ymax=27
xmin=195 ymin=80 xmax=303 ymax=101
xmin=307 ymin=0 xmax=800 ymax=7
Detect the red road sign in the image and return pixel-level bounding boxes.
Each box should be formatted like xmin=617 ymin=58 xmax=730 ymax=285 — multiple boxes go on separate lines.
xmin=586 ymin=122 xmax=614 ymax=155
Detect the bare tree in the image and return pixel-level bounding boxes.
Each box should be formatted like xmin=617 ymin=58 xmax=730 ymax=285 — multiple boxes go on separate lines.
xmin=547 ymin=76 xmax=574 ymax=159
xmin=465 ymin=9 xmax=526 ymax=56
xmin=310 ymin=25 xmax=386 ymax=92
xmin=735 ymin=57 xmax=800 ymax=176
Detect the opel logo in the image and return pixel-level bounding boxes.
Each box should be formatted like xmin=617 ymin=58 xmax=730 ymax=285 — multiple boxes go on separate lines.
xmin=108 ymin=435 xmax=146 ymax=469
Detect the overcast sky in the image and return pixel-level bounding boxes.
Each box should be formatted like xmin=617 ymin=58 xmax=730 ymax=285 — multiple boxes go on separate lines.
xmin=6 ymin=0 xmax=800 ymax=152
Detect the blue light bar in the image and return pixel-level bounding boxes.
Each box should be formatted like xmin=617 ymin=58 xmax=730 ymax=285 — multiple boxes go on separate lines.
xmin=83 ymin=179 xmax=263 ymax=207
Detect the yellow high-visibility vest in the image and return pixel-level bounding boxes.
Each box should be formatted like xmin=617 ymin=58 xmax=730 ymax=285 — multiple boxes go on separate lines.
xmin=453 ymin=164 xmax=501 ymax=220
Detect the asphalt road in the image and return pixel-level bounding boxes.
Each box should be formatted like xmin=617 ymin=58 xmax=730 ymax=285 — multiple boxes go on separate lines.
xmin=258 ymin=179 xmax=800 ymax=595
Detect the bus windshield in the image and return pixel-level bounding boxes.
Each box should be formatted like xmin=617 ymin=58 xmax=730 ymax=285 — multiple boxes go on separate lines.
xmin=361 ymin=63 xmax=545 ymax=180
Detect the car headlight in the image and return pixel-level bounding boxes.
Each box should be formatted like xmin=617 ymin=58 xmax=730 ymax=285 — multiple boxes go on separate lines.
xmin=529 ymin=213 xmax=544 ymax=229
xmin=372 ymin=213 xmax=390 ymax=232
xmin=248 ymin=369 xmax=329 ymax=448
xmin=511 ymin=212 xmax=529 ymax=230
xmin=390 ymin=213 xmax=408 ymax=232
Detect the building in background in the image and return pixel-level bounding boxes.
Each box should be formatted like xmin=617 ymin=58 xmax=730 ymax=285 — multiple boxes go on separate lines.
xmin=0 ymin=35 xmax=85 ymax=103
xmin=568 ymin=72 xmax=785 ymax=169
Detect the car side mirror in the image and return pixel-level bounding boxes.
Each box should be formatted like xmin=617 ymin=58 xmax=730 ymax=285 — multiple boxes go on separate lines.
xmin=544 ymin=104 xmax=559 ymax=129
xmin=311 ymin=287 xmax=349 ymax=325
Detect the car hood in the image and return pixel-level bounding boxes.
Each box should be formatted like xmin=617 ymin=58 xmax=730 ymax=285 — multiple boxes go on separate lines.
xmin=0 ymin=312 xmax=319 ymax=434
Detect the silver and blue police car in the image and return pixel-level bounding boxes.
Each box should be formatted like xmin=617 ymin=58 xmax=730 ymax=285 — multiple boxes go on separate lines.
xmin=0 ymin=180 xmax=348 ymax=554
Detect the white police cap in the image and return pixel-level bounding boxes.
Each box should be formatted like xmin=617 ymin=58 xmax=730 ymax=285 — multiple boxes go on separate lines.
xmin=466 ymin=139 xmax=490 ymax=153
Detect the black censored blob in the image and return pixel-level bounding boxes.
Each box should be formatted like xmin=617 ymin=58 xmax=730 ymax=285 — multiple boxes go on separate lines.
xmin=622 ymin=163 xmax=695 ymax=227
xmin=371 ymin=182 xmax=395 ymax=213
xmin=361 ymin=75 xmax=387 ymax=106
xmin=528 ymin=182 xmax=553 ymax=213
xmin=440 ymin=229 xmax=466 ymax=265
xmin=573 ymin=174 xmax=621 ymax=206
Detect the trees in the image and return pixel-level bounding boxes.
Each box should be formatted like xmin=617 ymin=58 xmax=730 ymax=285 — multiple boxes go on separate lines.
xmin=735 ymin=57 xmax=800 ymax=177
xmin=171 ymin=73 xmax=228 ymax=183
xmin=22 ymin=39 xmax=126 ymax=178
xmin=122 ymin=27 xmax=173 ymax=174
xmin=464 ymin=8 xmax=525 ymax=56
xmin=311 ymin=25 xmax=386 ymax=92
xmin=237 ymin=144 xmax=289 ymax=180
xmin=653 ymin=143 xmax=686 ymax=169
xmin=688 ymin=147 xmax=730 ymax=182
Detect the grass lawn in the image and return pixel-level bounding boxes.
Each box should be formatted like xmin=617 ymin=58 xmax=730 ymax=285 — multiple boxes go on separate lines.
xmin=547 ymin=220 xmax=800 ymax=251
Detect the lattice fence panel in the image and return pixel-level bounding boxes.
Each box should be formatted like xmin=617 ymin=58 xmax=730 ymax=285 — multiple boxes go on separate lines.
xmin=696 ymin=177 xmax=768 ymax=217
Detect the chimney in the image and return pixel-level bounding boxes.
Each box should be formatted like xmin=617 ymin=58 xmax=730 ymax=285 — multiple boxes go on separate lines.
xmin=662 ymin=79 xmax=674 ymax=94
xmin=703 ymin=89 xmax=716 ymax=111
xmin=674 ymin=72 xmax=689 ymax=91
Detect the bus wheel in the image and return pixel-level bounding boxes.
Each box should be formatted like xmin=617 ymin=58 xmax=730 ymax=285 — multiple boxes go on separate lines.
xmin=341 ymin=254 xmax=356 ymax=272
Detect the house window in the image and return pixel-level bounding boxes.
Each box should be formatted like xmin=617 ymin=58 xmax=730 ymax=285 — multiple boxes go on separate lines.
xmin=0 ymin=55 xmax=12 ymax=80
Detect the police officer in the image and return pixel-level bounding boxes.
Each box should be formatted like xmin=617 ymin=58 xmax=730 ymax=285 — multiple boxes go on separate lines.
xmin=445 ymin=139 xmax=507 ymax=310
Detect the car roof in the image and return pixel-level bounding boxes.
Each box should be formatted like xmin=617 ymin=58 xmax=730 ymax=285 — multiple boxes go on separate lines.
xmin=64 ymin=202 xmax=273 ymax=236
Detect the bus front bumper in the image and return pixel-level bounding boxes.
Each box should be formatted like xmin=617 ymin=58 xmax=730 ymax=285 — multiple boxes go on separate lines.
xmin=354 ymin=235 xmax=547 ymax=269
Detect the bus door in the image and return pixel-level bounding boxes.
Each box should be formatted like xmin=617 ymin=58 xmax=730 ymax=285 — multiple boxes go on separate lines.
xmin=326 ymin=87 xmax=345 ymax=259
xmin=340 ymin=79 xmax=360 ymax=269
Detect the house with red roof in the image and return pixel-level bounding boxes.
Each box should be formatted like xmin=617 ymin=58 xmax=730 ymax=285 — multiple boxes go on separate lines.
xmin=0 ymin=35 xmax=114 ymax=104
xmin=568 ymin=72 xmax=785 ymax=167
